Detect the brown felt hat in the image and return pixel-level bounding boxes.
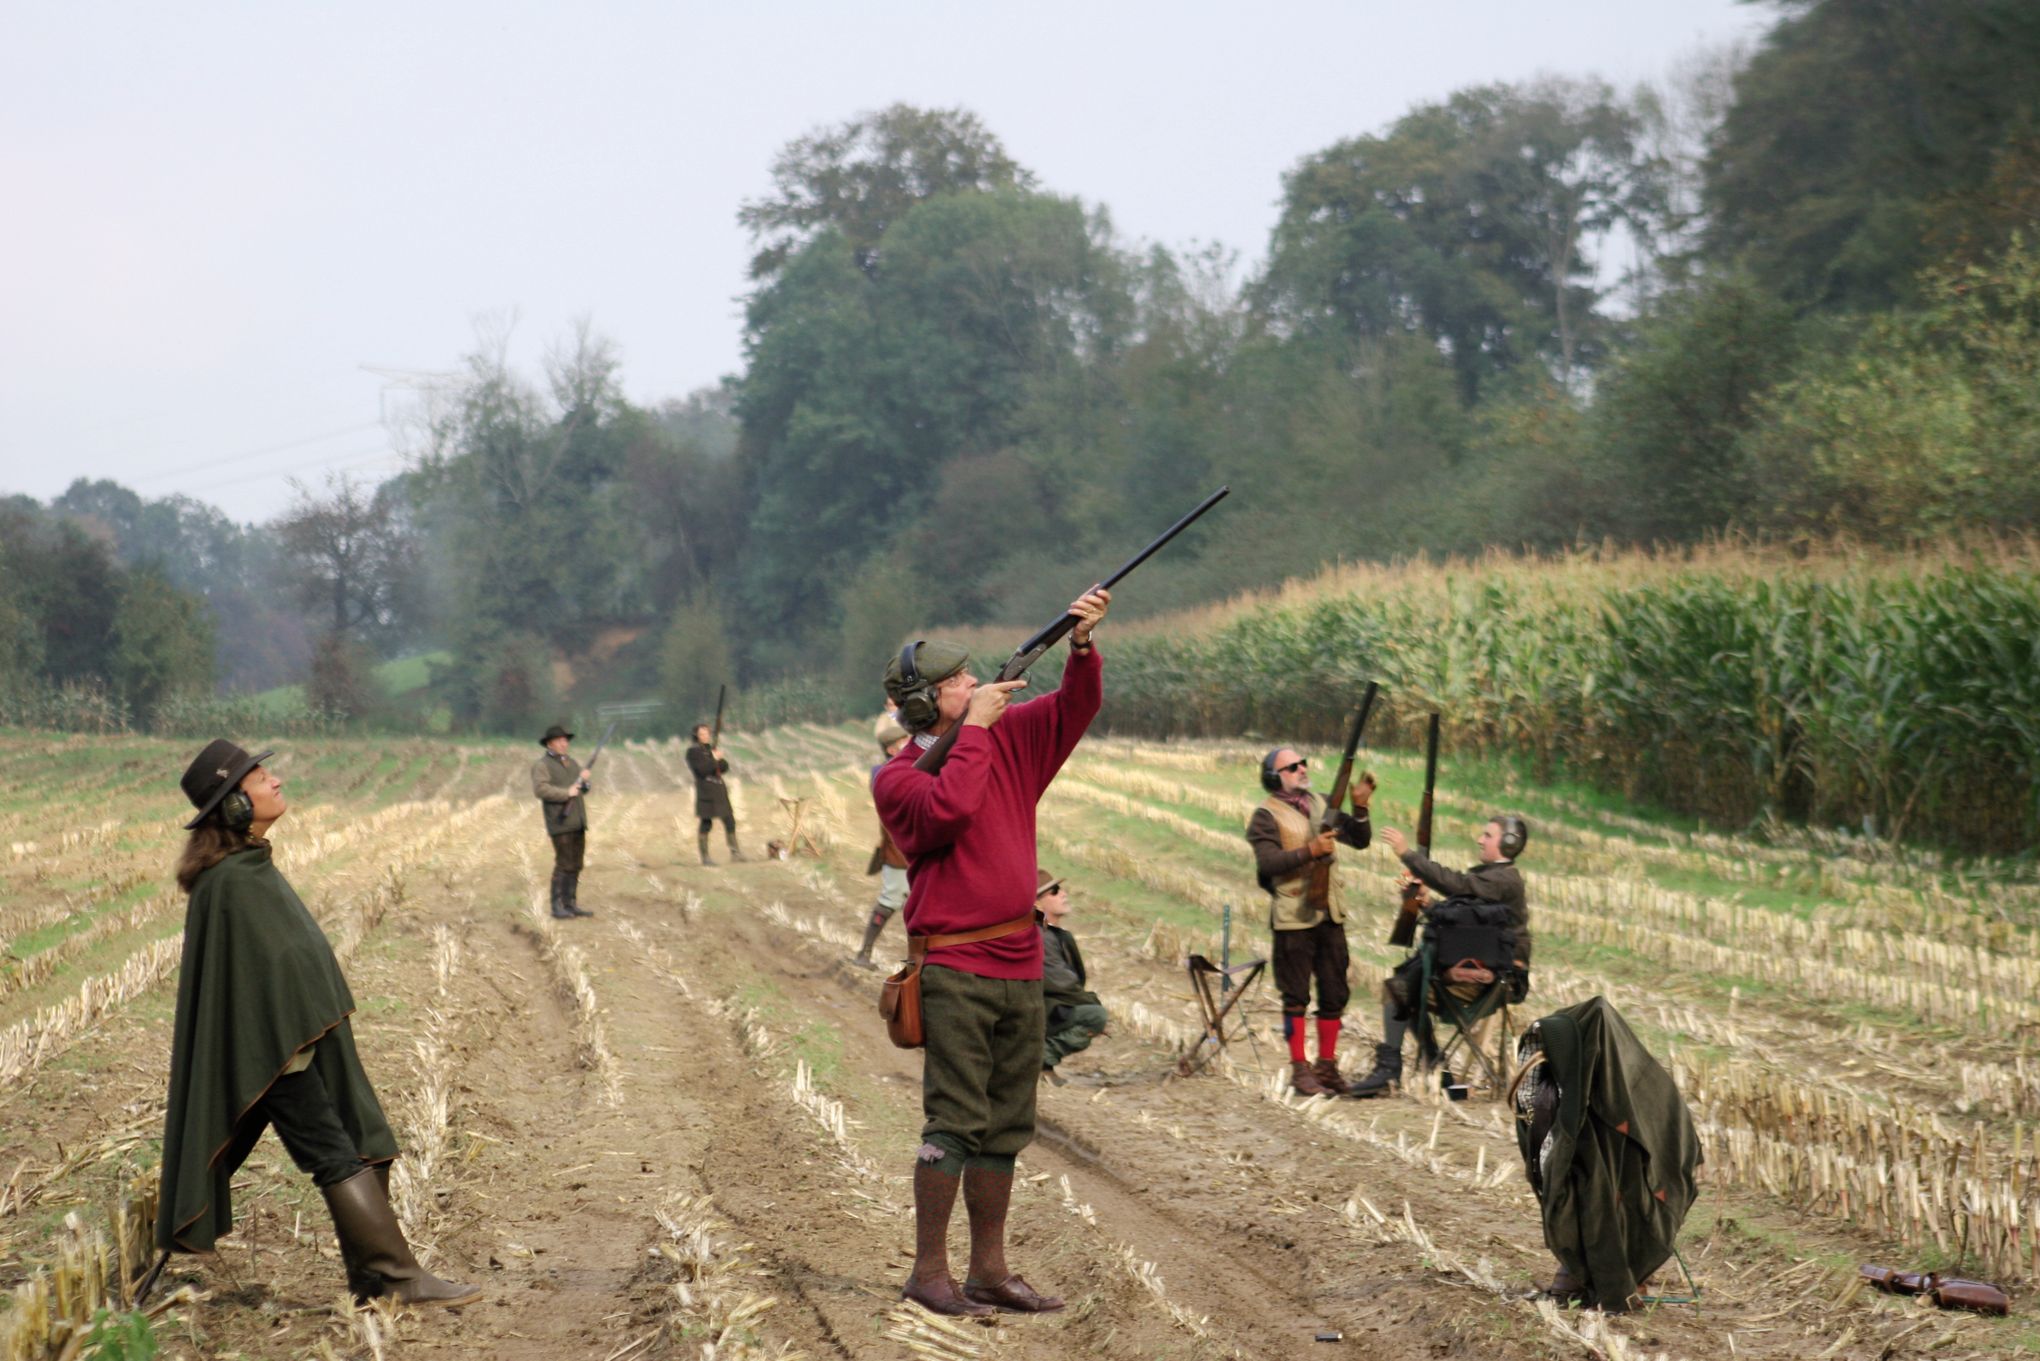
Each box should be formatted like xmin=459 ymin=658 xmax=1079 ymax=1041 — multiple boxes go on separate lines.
xmin=1035 ymin=870 xmax=1064 ymax=898
xmin=539 ymin=724 xmax=574 ymax=745
xmin=179 ymin=739 xmax=274 ymax=830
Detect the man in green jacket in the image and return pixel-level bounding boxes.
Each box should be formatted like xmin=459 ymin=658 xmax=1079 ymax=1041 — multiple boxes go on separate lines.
xmin=1036 ymin=872 xmax=1107 ymax=1079
xmin=532 ymin=724 xmax=595 ymax=919
xmin=1348 ymin=814 xmax=1529 ymax=1098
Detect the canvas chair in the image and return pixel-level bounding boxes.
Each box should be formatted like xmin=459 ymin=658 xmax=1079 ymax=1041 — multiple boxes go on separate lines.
xmin=1410 ymin=920 xmax=1519 ymax=1093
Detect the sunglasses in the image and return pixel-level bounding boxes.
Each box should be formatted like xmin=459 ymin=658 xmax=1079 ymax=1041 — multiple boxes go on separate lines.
xmin=1277 ymin=759 xmax=1308 ymax=774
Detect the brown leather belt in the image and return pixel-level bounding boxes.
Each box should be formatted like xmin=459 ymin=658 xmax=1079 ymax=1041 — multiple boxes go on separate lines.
xmin=908 ymin=913 xmax=1036 ymax=961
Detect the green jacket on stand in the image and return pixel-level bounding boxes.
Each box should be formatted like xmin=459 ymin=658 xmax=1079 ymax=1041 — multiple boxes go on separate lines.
xmin=156 ymin=844 xmax=397 ymax=1252
xmin=1521 ymin=995 xmax=1702 ymax=1310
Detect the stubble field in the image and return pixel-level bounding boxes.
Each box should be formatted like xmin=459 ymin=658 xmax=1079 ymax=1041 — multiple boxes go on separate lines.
xmin=3 ymin=720 xmax=2039 ymax=1360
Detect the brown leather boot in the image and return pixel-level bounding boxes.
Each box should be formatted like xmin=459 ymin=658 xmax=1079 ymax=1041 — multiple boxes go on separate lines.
xmin=1312 ymin=1057 xmax=1350 ymax=1095
xmin=1542 ymin=1262 xmax=1587 ymax=1301
xmin=960 ymin=1164 xmax=1064 ymax=1313
xmin=1290 ymin=1060 xmax=1328 ymax=1096
xmin=323 ymin=1168 xmax=482 ymax=1306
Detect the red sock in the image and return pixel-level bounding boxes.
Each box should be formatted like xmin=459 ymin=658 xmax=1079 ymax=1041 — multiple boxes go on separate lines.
xmin=1287 ymin=1017 xmax=1309 ymax=1063
xmin=1317 ymin=1018 xmax=1341 ymax=1062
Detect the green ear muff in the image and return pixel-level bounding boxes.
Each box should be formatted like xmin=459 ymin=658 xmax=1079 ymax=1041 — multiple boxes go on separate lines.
xmin=218 ymin=790 xmax=255 ymax=831
xmin=895 ymin=640 xmax=942 ymax=731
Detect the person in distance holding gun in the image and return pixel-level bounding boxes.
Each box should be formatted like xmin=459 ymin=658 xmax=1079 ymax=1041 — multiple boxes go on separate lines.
xmin=852 ymin=716 xmax=913 ymax=968
xmin=687 ymin=722 xmax=744 ymax=865
xmin=1246 ymin=747 xmax=1375 ymax=1095
xmin=1348 ymin=814 xmax=1532 ymax=1098
xmin=874 ymin=587 xmax=1110 ymax=1317
xmin=532 ymin=724 xmax=595 ymax=919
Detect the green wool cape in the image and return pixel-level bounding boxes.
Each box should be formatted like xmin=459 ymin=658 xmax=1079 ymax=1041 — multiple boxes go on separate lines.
xmin=155 ymin=844 xmax=396 ymax=1253
xmin=1527 ymin=995 xmax=1702 ymax=1309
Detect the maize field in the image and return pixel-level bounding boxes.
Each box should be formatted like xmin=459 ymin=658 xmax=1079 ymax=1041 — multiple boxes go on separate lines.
xmin=1082 ymin=540 xmax=2040 ymax=856
xmin=0 ymin=686 xmax=2035 ymax=1358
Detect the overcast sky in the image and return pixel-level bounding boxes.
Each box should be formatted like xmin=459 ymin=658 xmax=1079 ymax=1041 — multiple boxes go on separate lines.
xmin=1 ymin=1 xmax=1770 ymax=525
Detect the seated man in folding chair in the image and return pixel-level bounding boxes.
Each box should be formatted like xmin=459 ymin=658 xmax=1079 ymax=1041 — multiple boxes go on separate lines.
xmin=1348 ymin=814 xmax=1531 ymax=1098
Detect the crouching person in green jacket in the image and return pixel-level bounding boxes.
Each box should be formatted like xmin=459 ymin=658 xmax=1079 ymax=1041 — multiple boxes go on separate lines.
xmin=153 ymin=740 xmax=480 ymax=1308
xmin=1037 ymin=872 xmax=1108 ymax=1079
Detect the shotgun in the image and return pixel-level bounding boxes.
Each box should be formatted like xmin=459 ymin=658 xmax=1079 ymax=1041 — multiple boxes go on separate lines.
xmin=1387 ymin=713 xmax=1440 ymax=947
xmin=577 ymin=720 xmax=620 ymax=792
xmin=1302 ymin=683 xmax=1379 ymax=906
xmin=913 ymin=486 xmax=1230 ymax=775
xmin=711 ymin=684 xmax=727 ymax=747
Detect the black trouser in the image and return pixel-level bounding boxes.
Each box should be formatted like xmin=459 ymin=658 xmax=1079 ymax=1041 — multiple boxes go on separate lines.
xmin=550 ymin=830 xmax=586 ymax=872
xmin=221 ymin=1066 xmax=374 ymax=1189
xmin=1273 ymin=918 xmax=1351 ymax=1020
xmin=697 ymin=814 xmax=735 ymax=836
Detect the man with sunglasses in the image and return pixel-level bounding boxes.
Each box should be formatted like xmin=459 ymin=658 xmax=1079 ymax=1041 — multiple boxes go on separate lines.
xmin=1246 ymin=746 xmax=1375 ymax=1095
xmin=1035 ymin=872 xmax=1107 ymax=1082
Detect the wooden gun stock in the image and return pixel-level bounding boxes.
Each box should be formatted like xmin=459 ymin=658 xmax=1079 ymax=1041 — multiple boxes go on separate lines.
xmin=1387 ymin=713 xmax=1441 ymax=947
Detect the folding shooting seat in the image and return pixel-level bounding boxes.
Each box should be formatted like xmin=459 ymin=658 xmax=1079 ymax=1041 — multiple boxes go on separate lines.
xmin=1409 ymin=920 xmax=1520 ymax=1095
xmin=1177 ymin=952 xmax=1268 ymax=1076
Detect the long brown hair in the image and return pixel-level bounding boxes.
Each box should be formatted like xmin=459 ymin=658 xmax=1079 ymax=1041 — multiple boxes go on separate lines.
xmin=175 ymin=819 xmax=256 ymax=893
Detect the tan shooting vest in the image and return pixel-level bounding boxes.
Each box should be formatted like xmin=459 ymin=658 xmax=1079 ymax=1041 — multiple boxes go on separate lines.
xmin=1260 ymin=793 xmax=1343 ymax=930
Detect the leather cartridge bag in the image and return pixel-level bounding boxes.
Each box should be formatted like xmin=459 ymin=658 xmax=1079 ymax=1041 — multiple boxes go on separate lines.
xmin=881 ymin=914 xmax=1037 ymax=1049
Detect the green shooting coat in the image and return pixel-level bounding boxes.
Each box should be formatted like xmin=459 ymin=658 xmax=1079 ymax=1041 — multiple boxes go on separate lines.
xmin=1524 ymin=995 xmax=1702 ymax=1310
xmin=686 ymin=742 xmax=733 ymax=821
xmin=156 ymin=844 xmax=396 ymax=1253
xmin=532 ymin=751 xmax=588 ymax=835
xmin=1040 ymin=920 xmax=1099 ymax=1014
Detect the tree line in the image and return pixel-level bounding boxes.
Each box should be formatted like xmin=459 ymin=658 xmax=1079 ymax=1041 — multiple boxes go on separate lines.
xmin=9 ymin=0 xmax=2037 ymax=737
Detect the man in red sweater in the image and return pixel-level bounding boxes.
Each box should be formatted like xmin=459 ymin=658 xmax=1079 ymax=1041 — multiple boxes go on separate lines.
xmin=874 ymin=587 xmax=1109 ymax=1317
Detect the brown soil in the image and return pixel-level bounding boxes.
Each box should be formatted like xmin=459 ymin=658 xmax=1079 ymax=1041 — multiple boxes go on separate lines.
xmin=0 ymin=735 xmax=2022 ymax=1360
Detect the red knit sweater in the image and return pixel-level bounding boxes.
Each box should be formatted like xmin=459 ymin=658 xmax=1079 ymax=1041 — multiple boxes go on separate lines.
xmin=873 ymin=646 xmax=1103 ymax=978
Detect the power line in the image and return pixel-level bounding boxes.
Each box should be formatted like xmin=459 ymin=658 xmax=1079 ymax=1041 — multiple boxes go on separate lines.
xmin=200 ymin=445 xmax=408 ymax=493
xmin=131 ymin=420 xmax=384 ymax=484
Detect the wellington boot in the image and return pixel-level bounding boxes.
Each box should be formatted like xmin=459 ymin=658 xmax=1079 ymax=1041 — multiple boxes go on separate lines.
xmin=1312 ymin=1057 xmax=1351 ymax=1096
xmin=726 ymin=834 xmax=746 ymax=862
xmin=548 ymin=871 xmax=573 ymax=920
xmin=852 ymin=914 xmax=888 ymax=969
xmin=1347 ymin=1042 xmax=1403 ymax=1099
xmin=1290 ymin=1060 xmax=1328 ymax=1097
xmin=563 ymin=871 xmax=593 ymax=918
xmin=323 ymin=1168 xmax=481 ymax=1307
xmin=698 ymin=833 xmax=717 ymax=867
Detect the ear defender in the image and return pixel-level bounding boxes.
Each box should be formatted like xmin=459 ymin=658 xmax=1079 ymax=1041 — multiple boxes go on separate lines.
xmin=895 ymin=640 xmax=940 ymax=731
xmin=219 ymin=790 xmax=255 ymax=832
xmin=1259 ymin=749 xmax=1286 ymax=794
xmin=1495 ymin=814 xmax=1528 ymax=859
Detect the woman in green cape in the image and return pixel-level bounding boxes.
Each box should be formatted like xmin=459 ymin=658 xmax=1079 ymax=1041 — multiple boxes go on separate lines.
xmin=154 ymin=739 xmax=479 ymax=1307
